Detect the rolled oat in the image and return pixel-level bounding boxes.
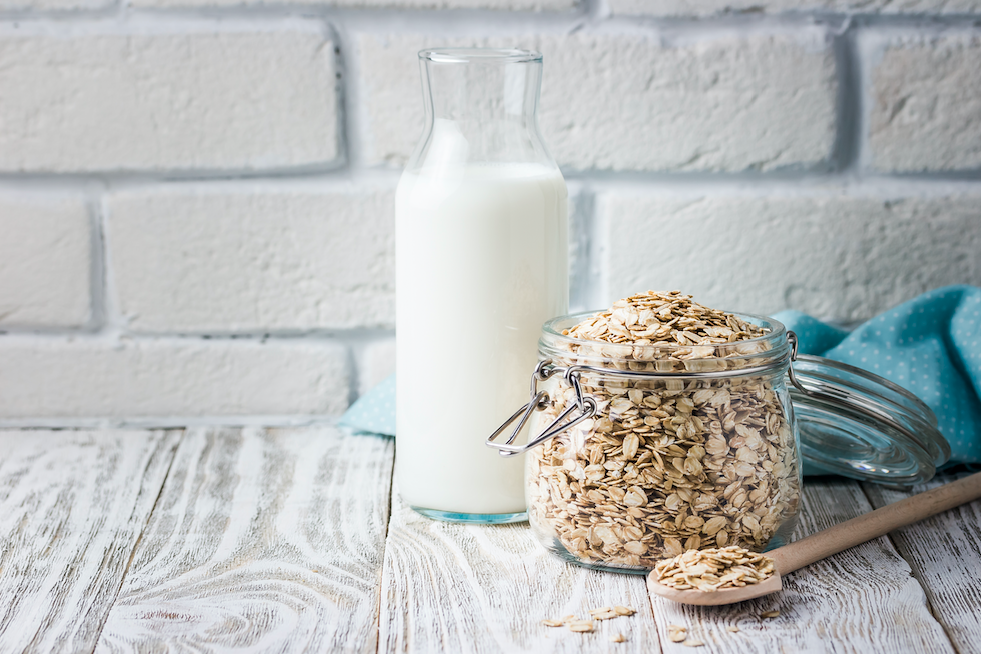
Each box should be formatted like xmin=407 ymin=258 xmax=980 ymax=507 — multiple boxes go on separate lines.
xmin=667 ymin=625 xmax=688 ymax=642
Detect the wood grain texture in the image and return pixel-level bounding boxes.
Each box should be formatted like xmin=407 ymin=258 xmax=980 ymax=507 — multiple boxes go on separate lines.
xmin=3 ymin=425 xmax=976 ymax=654
xmin=863 ymin=473 xmax=981 ymax=654
xmin=96 ymin=426 xmax=394 ymax=654
xmin=380 ymin=482 xmax=661 ymax=654
xmin=647 ymin=477 xmax=956 ymax=654
xmin=0 ymin=429 xmax=180 ymax=654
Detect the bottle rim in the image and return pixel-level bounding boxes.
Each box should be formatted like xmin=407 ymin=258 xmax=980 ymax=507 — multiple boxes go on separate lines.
xmin=419 ymin=48 xmax=543 ymax=64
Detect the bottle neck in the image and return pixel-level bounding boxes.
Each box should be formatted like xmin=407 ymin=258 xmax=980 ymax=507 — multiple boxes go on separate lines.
xmin=408 ymin=49 xmax=555 ymax=172
xmin=423 ymin=55 xmax=540 ymax=125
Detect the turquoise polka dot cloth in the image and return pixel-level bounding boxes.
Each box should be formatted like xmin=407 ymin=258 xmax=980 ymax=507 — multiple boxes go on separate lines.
xmin=340 ymin=285 xmax=981 ymax=467
xmin=774 ymin=284 xmax=981 ymax=466
xmin=339 ymin=373 xmax=396 ymax=436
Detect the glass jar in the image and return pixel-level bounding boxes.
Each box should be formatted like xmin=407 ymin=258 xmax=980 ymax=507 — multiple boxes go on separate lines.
xmin=491 ymin=311 xmax=802 ymax=573
xmin=488 ymin=310 xmax=951 ymax=573
xmin=395 ymin=48 xmax=568 ymax=523
xmin=487 ymin=310 xmax=951 ymax=573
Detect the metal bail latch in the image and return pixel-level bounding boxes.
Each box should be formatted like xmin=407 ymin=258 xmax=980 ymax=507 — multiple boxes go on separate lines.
xmin=486 ymin=360 xmax=597 ymax=457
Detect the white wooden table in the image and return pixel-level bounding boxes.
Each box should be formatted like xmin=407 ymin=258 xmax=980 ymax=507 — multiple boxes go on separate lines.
xmin=2 ymin=426 xmax=979 ymax=653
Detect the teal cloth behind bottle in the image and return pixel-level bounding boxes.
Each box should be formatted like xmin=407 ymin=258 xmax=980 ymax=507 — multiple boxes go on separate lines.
xmin=339 ymin=373 xmax=396 ymax=437
xmin=340 ymin=285 xmax=981 ymax=468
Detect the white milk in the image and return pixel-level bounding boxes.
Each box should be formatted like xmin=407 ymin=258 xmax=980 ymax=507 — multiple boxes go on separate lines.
xmin=395 ymin=162 xmax=568 ymax=516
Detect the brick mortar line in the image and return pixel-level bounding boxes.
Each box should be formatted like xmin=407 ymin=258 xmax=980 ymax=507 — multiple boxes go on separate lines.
xmin=320 ymin=19 xmax=352 ymax=171
xmin=86 ymin=195 xmax=108 ymax=332
xmin=1 ymin=171 xmax=980 ymax=189
xmin=1 ymin=171 xmax=980 ymax=201
xmin=330 ymin=19 xmax=368 ymax=169
xmin=0 ymin=7 xmax=589 ymax=28
xmin=0 ymin=13 xmax=330 ymax=31
xmin=568 ymin=186 xmax=596 ymax=312
xmin=0 ymin=10 xmax=978 ymax=32
xmin=0 ymin=415 xmax=342 ymax=429
xmin=831 ymin=20 xmax=862 ymax=173
xmin=0 ymin=328 xmax=395 ymax=341
xmin=0 ymin=168 xmax=394 ymax=189
xmin=853 ymin=20 xmax=876 ymax=172
xmin=97 ymin=194 xmax=125 ymax=332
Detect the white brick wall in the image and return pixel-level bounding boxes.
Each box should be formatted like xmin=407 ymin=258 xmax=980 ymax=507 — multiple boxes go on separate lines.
xmin=360 ymin=337 xmax=397 ymax=395
xmin=870 ymin=35 xmax=981 ymax=172
xmin=0 ymin=194 xmax=92 ymax=328
xmin=0 ymin=24 xmax=337 ymax=172
xmin=1 ymin=3 xmax=979 ymax=423
xmin=107 ymin=186 xmax=394 ymax=332
xmin=0 ymin=338 xmax=349 ymax=419
xmin=358 ymin=30 xmax=837 ymax=171
xmin=599 ymin=193 xmax=981 ymax=322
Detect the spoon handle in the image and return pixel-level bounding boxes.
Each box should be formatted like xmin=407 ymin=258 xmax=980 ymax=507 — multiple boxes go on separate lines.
xmin=771 ymin=471 xmax=981 ymax=575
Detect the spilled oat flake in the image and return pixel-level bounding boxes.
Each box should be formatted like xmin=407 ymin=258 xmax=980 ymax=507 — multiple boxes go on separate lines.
xmin=543 ymin=605 xmax=636 ymax=635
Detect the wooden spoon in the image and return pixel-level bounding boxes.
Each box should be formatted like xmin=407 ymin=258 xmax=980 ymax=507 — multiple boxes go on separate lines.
xmin=648 ymin=471 xmax=981 ymax=606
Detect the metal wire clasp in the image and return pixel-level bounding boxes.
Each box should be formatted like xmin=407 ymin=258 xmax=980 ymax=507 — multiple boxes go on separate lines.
xmin=488 ymin=331 xmax=800 ymax=458
xmin=485 ymin=360 xmax=598 ymax=457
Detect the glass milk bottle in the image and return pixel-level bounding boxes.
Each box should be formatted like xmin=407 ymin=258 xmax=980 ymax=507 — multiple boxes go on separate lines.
xmin=395 ymin=48 xmax=568 ymax=523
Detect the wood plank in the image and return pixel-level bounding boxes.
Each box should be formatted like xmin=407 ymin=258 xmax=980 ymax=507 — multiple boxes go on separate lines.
xmin=0 ymin=429 xmax=181 ymax=654
xmin=379 ymin=482 xmax=662 ymax=654
xmin=96 ymin=426 xmax=394 ymax=654
xmin=646 ymin=477 xmax=956 ymax=654
xmin=863 ymin=472 xmax=981 ymax=654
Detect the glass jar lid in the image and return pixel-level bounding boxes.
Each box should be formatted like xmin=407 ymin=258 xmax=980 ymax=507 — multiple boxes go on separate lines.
xmin=787 ymin=335 xmax=951 ymax=487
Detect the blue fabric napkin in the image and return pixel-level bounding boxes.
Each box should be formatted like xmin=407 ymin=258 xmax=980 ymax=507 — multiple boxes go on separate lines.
xmin=774 ymin=285 xmax=981 ymax=465
xmin=339 ymin=373 xmax=396 ymax=436
xmin=340 ymin=285 xmax=981 ymax=466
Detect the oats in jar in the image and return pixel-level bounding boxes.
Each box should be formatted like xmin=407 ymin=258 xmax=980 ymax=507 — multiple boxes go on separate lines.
xmin=526 ymin=291 xmax=802 ymax=571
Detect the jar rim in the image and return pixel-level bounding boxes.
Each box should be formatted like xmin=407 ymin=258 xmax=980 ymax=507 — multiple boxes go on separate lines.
xmin=419 ymin=48 xmax=543 ymax=64
xmin=540 ymin=309 xmax=790 ymax=368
